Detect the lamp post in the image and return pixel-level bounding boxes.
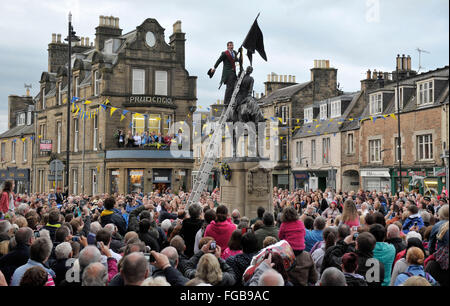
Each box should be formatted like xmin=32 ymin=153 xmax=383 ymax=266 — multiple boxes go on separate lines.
xmin=64 ymin=12 xmax=80 ymax=193
xmin=395 ymin=58 xmax=403 ymax=194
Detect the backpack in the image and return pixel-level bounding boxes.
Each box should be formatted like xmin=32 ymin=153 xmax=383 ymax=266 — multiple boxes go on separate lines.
xmin=400 ymin=271 xmax=438 ymax=286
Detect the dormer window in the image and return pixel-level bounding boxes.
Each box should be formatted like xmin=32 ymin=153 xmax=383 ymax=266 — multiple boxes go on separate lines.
xmin=319 ymin=104 xmax=327 ymax=120
xmin=369 ymin=93 xmax=382 ymax=115
xmin=304 ymin=108 xmax=313 ymax=123
xmin=330 ymin=100 xmax=341 ymax=118
xmin=417 ymin=80 xmax=433 ymax=105
xmin=104 ymin=39 xmax=113 ymax=54
xmin=17 ymin=113 xmax=26 ymax=126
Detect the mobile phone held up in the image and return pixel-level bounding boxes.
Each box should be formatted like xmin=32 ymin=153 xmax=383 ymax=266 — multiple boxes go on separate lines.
xmin=144 ymin=253 xmax=156 ymax=263
xmin=210 ymin=241 xmax=217 ymax=251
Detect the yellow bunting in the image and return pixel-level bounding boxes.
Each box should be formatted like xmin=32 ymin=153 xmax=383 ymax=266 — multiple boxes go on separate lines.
xmin=110 ymin=107 xmax=118 ymax=117
xmin=315 ymin=124 xmax=321 ymax=128
xmin=38 ymin=135 xmax=42 ymax=139
xmin=84 ymin=100 xmax=92 ymax=105
xmin=349 ymin=118 xmax=353 ymax=121
xmin=104 ymin=99 xmax=110 ymax=105
xmin=120 ymin=114 xmax=125 ymax=121
xmin=390 ymin=113 xmax=397 ymax=120
xmin=21 ymin=138 xmax=25 ymax=142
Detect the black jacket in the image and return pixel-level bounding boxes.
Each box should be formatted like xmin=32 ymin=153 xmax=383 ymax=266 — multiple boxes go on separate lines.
xmin=100 ymin=211 xmax=127 ymax=236
xmin=321 ymin=240 xmax=356 ymax=273
xmin=44 ymin=223 xmax=62 ymax=242
xmin=344 ymin=273 xmax=368 ymax=286
xmin=177 ymin=253 xmax=190 ymax=276
xmin=138 ymin=231 xmax=160 ymax=252
xmin=184 ymin=251 xmax=236 ymax=286
xmin=152 ymin=266 xmax=189 ymax=286
xmin=179 ymin=218 xmax=204 ymax=257
xmin=51 ymin=258 xmax=71 ymax=286
xmin=0 ymin=243 xmax=30 ymax=284
xmin=158 ymin=206 xmax=178 ymax=224
xmin=226 ymin=252 xmax=257 ymax=286
xmin=386 ymin=237 xmax=406 ymax=255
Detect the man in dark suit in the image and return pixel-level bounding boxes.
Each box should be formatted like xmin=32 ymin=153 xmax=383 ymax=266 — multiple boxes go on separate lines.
xmin=210 ymin=41 xmax=241 ymax=105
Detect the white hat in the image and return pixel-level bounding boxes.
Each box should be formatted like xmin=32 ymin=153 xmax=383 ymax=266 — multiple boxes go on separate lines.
xmin=406 ymin=231 xmax=422 ymax=242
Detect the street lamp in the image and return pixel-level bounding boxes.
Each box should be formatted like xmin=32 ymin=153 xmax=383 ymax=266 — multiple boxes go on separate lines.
xmin=64 ymin=12 xmax=80 ymax=193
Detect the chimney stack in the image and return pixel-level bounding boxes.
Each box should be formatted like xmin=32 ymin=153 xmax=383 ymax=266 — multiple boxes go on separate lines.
xmin=95 ymin=15 xmax=122 ymax=50
xmin=173 ymin=20 xmax=182 ymax=33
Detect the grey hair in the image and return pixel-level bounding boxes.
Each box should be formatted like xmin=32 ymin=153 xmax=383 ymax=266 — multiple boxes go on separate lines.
xmin=258 ymin=269 xmax=284 ymax=286
xmin=104 ymin=223 xmax=115 ymax=234
xmin=78 ymin=246 xmax=102 ymax=271
xmin=55 ymin=242 xmax=72 ymax=259
xmin=17 ymin=203 xmax=29 ymax=215
xmin=90 ymin=222 xmax=102 ymax=235
xmin=0 ymin=220 xmax=11 ymax=233
xmin=320 ymin=267 xmax=347 ymax=286
xmin=82 ymin=262 xmax=108 ymax=286
xmin=38 ymin=229 xmax=51 ymax=241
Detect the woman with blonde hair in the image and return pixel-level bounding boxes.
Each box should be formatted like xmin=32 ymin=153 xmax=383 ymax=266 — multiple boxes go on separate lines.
xmin=394 ymin=247 xmax=438 ymax=286
xmin=193 ymin=253 xmax=223 ymax=285
xmin=341 ymin=199 xmax=360 ymax=228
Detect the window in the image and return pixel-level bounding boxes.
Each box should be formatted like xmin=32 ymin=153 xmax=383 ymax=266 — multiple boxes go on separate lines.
xmin=330 ymin=100 xmax=341 ymax=118
xmin=417 ymin=80 xmax=433 ymax=105
xmin=39 ymin=124 xmax=47 ymax=139
xmin=93 ymin=116 xmax=98 ymax=151
xmin=370 ymin=93 xmax=382 ymax=115
xmin=27 ymin=111 xmax=32 ymax=125
xmin=74 ymin=118 xmax=79 ymax=152
xmin=275 ymin=107 xmax=279 ymax=117
xmin=281 ymin=106 xmax=288 ymax=124
xmin=74 ymin=76 xmax=79 ymax=98
xmin=311 ymin=139 xmax=316 ymax=164
xmin=38 ymin=170 xmax=44 ymax=193
xmin=148 ymin=114 xmax=160 ymax=134
xmin=72 ymin=169 xmax=78 ymax=194
xmin=17 ymin=113 xmax=26 ymax=126
xmin=347 ymin=133 xmax=354 ymax=154
xmin=42 ymin=88 xmax=46 ymax=110
xmin=23 ymin=140 xmax=27 ymax=162
xmin=296 ymin=141 xmax=303 ymax=165
xmin=304 ymin=108 xmax=313 ymax=123
xmin=319 ymin=104 xmax=327 ymax=120
xmin=322 ymin=138 xmax=330 ymax=164
xmin=395 ymin=87 xmax=403 ymax=111
xmin=280 ymin=138 xmax=288 ymax=161
xmin=132 ymin=69 xmax=145 ymax=94
xmin=58 ymin=82 xmax=62 ymax=105
xmin=417 ymin=134 xmax=433 ymax=160
xmin=395 ymin=137 xmax=401 ymax=162
xmin=94 ymin=71 xmax=100 ymax=96
xmin=1 ymin=143 xmax=5 ymax=162
xmin=91 ymin=169 xmax=98 ymax=195
xmin=155 ymin=70 xmax=168 ymax=96
xmin=57 ymin=122 xmax=62 ymax=153
xmin=131 ymin=114 xmax=145 ymax=136
xmin=369 ymin=139 xmax=381 ymax=162
xmin=104 ymin=40 xmax=113 ymax=54
xmin=11 ymin=141 xmax=16 ymax=162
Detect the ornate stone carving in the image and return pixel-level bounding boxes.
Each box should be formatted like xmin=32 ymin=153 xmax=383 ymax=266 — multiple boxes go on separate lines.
xmin=247 ymin=165 xmax=270 ymax=196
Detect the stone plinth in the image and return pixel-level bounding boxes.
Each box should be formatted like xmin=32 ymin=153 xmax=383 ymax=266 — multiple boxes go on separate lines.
xmin=220 ymin=158 xmax=273 ymax=219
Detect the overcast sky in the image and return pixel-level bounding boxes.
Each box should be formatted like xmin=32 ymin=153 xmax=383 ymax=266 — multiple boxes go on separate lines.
xmin=0 ymin=0 xmax=448 ymax=133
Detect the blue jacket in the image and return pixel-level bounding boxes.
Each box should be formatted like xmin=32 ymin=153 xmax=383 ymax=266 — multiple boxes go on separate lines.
xmin=402 ymin=214 xmax=425 ymax=234
xmin=428 ymin=220 xmax=449 ymax=255
xmin=373 ymin=242 xmax=396 ymax=286
xmin=10 ymin=259 xmax=56 ymax=286
xmin=304 ymin=229 xmax=323 ymax=252
xmin=394 ymin=264 xmax=438 ymax=286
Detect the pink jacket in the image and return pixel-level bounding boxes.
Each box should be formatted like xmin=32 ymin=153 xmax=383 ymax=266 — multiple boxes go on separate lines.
xmin=204 ymin=218 xmax=237 ymax=250
xmin=221 ymin=248 xmax=243 ymax=260
xmin=278 ymin=220 xmax=305 ymax=251
xmin=0 ymin=192 xmax=10 ymax=214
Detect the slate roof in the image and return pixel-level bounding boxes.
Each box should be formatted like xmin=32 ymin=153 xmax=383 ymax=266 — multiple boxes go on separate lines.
xmin=259 ymin=81 xmax=312 ymax=106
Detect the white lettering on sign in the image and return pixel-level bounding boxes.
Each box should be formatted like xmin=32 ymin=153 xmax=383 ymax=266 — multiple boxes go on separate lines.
xmin=130 ymin=170 xmax=144 ymax=176
xmin=154 ymin=176 xmax=169 ymax=182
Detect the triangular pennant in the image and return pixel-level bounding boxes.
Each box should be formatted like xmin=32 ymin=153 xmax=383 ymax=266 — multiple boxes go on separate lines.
xmin=110 ymin=107 xmax=118 ymax=117
xmin=120 ymin=114 xmax=125 ymax=121
xmin=84 ymin=100 xmax=92 ymax=105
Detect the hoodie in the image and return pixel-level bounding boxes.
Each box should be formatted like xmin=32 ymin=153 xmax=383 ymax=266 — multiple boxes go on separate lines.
xmin=373 ymin=242 xmax=396 ymax=286
xmin=394 ymin=264 xmax=438 ymax=286
xmin=204 ymin=218 xmax=237 ymax=250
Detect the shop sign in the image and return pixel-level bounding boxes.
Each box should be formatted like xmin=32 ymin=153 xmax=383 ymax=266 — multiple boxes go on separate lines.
xmin=129 ymin=170 xmax=143 ymax=176
xmin=361 ymin=170 xmax=390 ymax=177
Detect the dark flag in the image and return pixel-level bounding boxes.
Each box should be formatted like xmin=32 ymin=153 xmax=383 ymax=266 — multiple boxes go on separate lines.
xmin=242 ymin=15 xmax=267 ymax=65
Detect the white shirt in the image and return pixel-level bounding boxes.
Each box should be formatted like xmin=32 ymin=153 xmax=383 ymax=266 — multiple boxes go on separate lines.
xmin=9 ymin=193 xmax=15 ymax=212
xmin=101 ymin=249 xmax=122 ymax=266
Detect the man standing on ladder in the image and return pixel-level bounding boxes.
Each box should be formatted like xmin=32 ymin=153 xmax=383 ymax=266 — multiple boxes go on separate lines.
xmin=209 ymin=41 xmax=243 ymax=106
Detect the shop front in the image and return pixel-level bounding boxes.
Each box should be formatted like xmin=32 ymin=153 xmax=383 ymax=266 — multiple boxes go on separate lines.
xmin=361 ymin=168 xmax=391 ymax=193
xmin=272 ymin=169 xmax=289 ymax=190
xmin=110 ymin=169 xmax=120 ymax=194
xmin=128 ymin=169 xmax=144 ymax=194
xmin=293 ymin=171 xmax=309 ymax=190
xmin=0 ymin=167 xmax=30 ymax=194
xmin=307 ymin=170 xmax=329 ymax=192
xmin=153 ymin=169 xmax=172 ymax=194
xmin=391 ymin=168 xmax=446 ymax=196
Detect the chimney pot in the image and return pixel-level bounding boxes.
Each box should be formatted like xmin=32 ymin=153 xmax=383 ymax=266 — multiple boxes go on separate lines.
xmin=173 ymin=20 xmax=182 ymax=33
xmin=99 ymin=15 xmax=104 ymax=26
xmin=57 ymin=34 xmax=61 ymax=43
xmin=314 ymin=60 xmax=318 ymax=68
xmin=284 ymin=75 xmax=287 ymax=82
xmin=373 ymin=69 xmax=378 ymax=79
xmin=326 ymin=60 xmax=330 ymax=68
xmin=115 ymin=17 xmax=120 ymax=28
xmin=366 ymin=69 xmax=371 ymax=79
xmin=267 ymin=74 xmax=270 ymax=82
xmin=407 ymin=55 xmax=411 ymax=70
xmin=288 ymin=75 xmax=291 ymax=82
xmin=85 ymin=37 xmax=89 ymax=46
xmin=293 ymin=76 xmax=296 ymax=83
xmin=52 ymin=33 xmax=56 ymax=43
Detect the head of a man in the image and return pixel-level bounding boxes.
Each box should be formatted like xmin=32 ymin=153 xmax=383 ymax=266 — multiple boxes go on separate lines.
xmin=30 ymin=237 xmax=53 ymax=264
xmin=55 ymin=242 xmax=73 ymax=260
xmin=15 ymin=227 xmax=34 ymax=246
xmin=120 ymin=252 xmax=149 ymax=286
xmin=82 ymin=262 xmax=108 ymax=286
xmin=161 ymin=246 xmax=179 ymax=268
xmin=227 ymin=41 xmax=234 ymax=51
xmin=386 ymin=224 xmax=401 ymax=239
xmin=258 ymin=268 xmax=284 ymax=286
xmin=78 ymin=246 xmax=102 ymax=273
xmin=169 ymin=235 xmax=186 ymax=256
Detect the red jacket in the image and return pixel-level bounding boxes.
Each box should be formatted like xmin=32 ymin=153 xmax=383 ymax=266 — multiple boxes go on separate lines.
xmin=204 ymin=218 xmax=237 ymax=250
xmin=279 ymin=219 xmax=306 ymax=251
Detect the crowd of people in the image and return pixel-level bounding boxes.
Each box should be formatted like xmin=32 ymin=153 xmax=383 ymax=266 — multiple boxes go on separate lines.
xmin=0 ymin=179 xmax=448 ymax=287
xmin=115 ymin=130 xmax=183 ymax=149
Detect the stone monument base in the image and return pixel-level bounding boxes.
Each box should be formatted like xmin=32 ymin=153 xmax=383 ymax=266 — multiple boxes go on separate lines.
xmin=220 ymin=158 xmax=273 ymax=219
